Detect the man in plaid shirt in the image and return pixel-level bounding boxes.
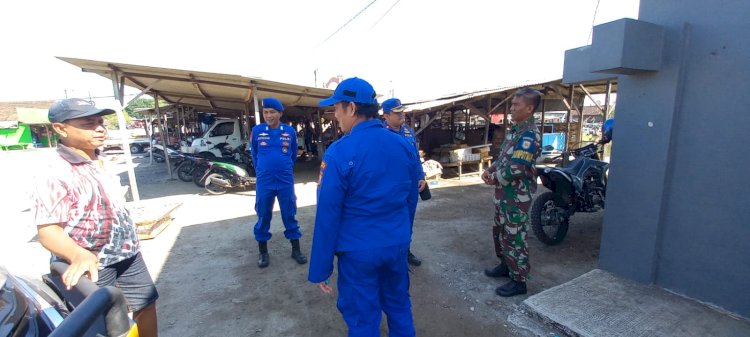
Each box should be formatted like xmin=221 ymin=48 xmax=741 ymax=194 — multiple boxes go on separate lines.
xmin=31 ymin=98 xmax=159 ymax=336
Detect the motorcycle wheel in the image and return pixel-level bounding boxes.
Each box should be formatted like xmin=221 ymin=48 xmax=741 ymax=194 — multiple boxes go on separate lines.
xmin=530 ymin=191 xmax=570 ymax=245
xmin=152 ymin=149 xmax=165 ymax=163
xmin=192 ymin=164 xmax=209 ymax=187
xmin=205 ymin=173 xmax=228 ymax=195
xmin=197 ymin=151 xmax=216 ymax=159
xmin=130 ymin=144 xmax=143 ymax=154
xmin=176 ymin=162 xmax=194 ymax=182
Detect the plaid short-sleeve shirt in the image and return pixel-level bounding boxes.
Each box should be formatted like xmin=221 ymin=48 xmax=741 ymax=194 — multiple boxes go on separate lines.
xmin=31 ymin=145 xmax=139 ymax=267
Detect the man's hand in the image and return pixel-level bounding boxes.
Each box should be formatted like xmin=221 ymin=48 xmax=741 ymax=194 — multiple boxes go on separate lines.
xmin=37 ymin=224 xmax=100 ymax=290
xmin=317 ymin=280 xmax=333 ymax=294
xmin=63 ymin=249 xmax=99 ymax=290
xmin=418 ymin=180 xmax=427 ymax=192
xmin=481 ymin=170 xmax=496 ymax=185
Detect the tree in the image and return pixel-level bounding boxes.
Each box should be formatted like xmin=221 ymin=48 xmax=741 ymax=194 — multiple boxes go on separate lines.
xmin=124 ymin=98 xmax=159 ymax=119
xmin=104 ymin=98 xmax=168 ymax=129
xmin=103 ymin=110 xmax=132 ymax=129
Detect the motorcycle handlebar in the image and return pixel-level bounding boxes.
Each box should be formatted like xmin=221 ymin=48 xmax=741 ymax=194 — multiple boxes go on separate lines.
xmin=48 ymin=262 xmax=131 ymax=337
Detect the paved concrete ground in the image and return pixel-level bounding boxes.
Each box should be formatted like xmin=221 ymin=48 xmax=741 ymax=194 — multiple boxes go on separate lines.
xmin=522 ymin=269 xmax=750 ymax=337
xmin=0 ymin=148 xmax=602 ymax=336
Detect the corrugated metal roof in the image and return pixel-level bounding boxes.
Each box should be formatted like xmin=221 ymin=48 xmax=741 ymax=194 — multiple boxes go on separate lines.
xmin=57 ymin=57 xmax=333 ymax=117
xmin=402 ymin=78 xmax=617 ymax=116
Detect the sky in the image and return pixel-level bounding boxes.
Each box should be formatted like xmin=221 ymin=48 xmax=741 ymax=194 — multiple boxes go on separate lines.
xmin=0 ymin=0 xmax=639 ymax=105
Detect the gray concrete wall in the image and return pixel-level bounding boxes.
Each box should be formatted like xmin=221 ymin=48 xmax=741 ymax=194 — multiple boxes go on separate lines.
xmin=599 ymin=0 xmax=750 ymax=318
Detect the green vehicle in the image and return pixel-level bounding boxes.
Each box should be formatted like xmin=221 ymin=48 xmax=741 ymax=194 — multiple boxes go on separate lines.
xmin=201 ymin=154 xmax=256 ymax=195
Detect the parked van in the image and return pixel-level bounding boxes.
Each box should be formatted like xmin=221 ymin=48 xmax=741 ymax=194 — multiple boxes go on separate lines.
xmin=189 ymin=118 xmax=244 ymax=157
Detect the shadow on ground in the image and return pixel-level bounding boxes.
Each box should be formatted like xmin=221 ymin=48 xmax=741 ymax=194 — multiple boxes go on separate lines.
xmin=147 ymin=178 xmax=603 ymax=336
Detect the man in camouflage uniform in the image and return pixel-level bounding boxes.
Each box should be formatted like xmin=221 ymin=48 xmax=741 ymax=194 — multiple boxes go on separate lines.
xmin=481 ymin=88 xmax=542 ymax=297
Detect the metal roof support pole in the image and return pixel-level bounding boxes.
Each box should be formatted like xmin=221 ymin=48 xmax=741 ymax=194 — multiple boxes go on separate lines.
xmin=183 ymin=106 xmax=189 ymax=137
xmin=181 ymin=105 xmax=187 ymax=142
xmin=540 ymin=99 xmax=546 ymax=147
xmin=316 ymin=110 xmax=322 ymax=143
xmin=577 ymin=91 xmax=585 ymax=147
xmin=604 ymin=80 xmax=612 ymax=120
xmin=450 ymin=110 xmax=456 ymax=144
xmin=175 ymin=106 xmax=182 ymax=144
xmin=242 ymin=103 xmax=250 ymax=139
xmin=109 ymin=71 xmax=140 ymax=202
xmin=252 ymin=85 xmax=261 ymax=125
xmin=566 ymin=85 xmax=574 ymax=151
xmin=154 ymin=93 xmax=172 ymax=179
xmin=149 ymin=110 xmax=156 ymax=166
xmin=484 ymin=96 xmax=491 ymax=144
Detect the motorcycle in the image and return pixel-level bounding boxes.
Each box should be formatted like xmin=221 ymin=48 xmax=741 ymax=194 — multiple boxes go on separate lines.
xmin=188 ymin=143 xmax=253 ymax=187
xmin=150 ymin=144 xmax=184 ymax=165
xmin=175 ymin=154 xmax=206 ymax=182
xmin=201 ymin=147 xmax=256 ymax=195
xmin=201 ymin=160 xmax=257 ymax=195
xmin=0 ymin=262 xmax=135 ymax=336
xmin=530 ymin=143 xmax=609 ymax=245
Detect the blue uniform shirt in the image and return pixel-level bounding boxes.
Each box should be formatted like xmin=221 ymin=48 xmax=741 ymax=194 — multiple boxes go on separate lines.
xmin=385 ymin=123 xmax=426 ymax=180
xmin=250 ymin=123 xmax=297 ymax=187
xmin=308 ymin=119 xmax=420 ymax=283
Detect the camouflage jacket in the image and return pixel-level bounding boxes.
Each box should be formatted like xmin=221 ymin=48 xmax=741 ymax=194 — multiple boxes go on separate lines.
xmin=489 ymin=117 xmax=541 ymax=203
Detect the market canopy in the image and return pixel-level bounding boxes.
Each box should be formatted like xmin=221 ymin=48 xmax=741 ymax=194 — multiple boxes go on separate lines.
xmin=403 ymin=78 xmax=618 ymax=117
xmin=57 ymin=57 xmax=334 ymax=118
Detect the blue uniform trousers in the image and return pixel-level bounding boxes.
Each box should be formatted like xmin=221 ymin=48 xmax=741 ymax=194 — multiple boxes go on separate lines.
xmin=253 ymin=184 xmax=301 ymax=242
xmin=336 ymin=243 xmax=415 ymax=337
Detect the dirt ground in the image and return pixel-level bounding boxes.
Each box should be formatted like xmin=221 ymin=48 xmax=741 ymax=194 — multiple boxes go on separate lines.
xmin=1 ymin=149 xmax=604 ymax=337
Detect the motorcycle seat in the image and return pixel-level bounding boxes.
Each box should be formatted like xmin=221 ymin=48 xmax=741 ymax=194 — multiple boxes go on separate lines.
xmin=551 ymin=159 xmax=585 ymax=177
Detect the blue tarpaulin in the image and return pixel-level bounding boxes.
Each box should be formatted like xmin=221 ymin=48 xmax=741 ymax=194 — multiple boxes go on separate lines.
xmin=543 ymin=132 xmax=566 ymax=151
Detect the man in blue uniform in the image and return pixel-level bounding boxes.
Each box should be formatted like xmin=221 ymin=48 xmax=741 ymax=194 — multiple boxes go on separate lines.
xmin=250 ymin=97 xmax=307 ymax=268
xmin=598 ymin=118 xmax=614 ymax=144
xmin=382 ymin=98 xmax=427 ymax=267
xmin=309 ymin=78 xmax=419 ymax=337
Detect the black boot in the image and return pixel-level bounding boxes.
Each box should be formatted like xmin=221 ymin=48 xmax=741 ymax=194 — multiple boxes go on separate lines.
xmin=495 ymin=280 xmax=527 ymax=297
xmin=290 ymin=239 xmax=307 ymax=265
xmin=407 ymin=250 xmax=422 ymax=266
xmin=484 ymin=263 xmax=509 ymax=278
xmin=258 ymin=241 xmax=269 ymax=268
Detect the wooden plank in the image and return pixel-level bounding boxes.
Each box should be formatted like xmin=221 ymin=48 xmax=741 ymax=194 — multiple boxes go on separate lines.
xmin=129 ymin=201 xmax=182 ymax=240
xmin=416 ymin=109 xmax=444 ymax=135
xmin=489 ymin=94 xmax=513 ymax=114
xmin=463 ymin=102 xmax=489 ymax=120
xmin=190 ymin=74 xmax=215 ymax=109
xmin=578 ymin=84 xmax=604 ymax=113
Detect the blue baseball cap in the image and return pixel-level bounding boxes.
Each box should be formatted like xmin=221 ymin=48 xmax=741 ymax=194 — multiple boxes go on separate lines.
xmin=262 ymin=97 xmax=284 ymax=112
xmin=48 ymin=98 xmax=115 ymax=123
xmin=319 ymin=77 xmax=378 ymax=106
xmin=382 ymin=98 xmax=405 ymax=113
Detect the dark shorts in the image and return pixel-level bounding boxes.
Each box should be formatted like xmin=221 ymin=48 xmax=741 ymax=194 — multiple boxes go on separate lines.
xmin=97 ymin=252 xmax=159 ymax=312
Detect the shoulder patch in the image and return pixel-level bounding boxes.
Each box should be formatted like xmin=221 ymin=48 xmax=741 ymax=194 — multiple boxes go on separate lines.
xmin=318 ymin=161 xmax=327 ymax=188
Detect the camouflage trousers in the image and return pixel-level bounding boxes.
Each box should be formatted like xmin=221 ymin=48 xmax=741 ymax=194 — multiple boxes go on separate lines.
xmin=492 ymin=200 xmax=531 ymax=282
